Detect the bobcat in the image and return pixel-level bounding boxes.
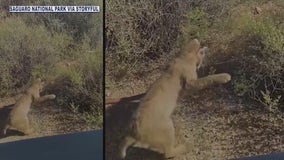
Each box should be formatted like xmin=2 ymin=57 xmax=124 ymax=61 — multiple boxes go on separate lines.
xmin=2 ymin=78 xmax=56 ymax=135
xmin=119 ymin=39 xmax=231 ymax=159
xmin=0 ymin=94 xmax=23 ymax=109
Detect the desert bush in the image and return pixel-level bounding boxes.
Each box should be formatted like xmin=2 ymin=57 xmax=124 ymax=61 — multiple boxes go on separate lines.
xmin=180 ymin=8 xmax=209 ymax=43
xmin=182 ymin=1 xmax=284 ymax=110
xmin=107 ymin=0 xmax=284 ymax=111
xmin=106 ymin=0 xmax=193 ymax=79
xmin=0 ymin=17 xmax=72 ymax=96
xmin=229 ymin=13 xmax=284 ymax=111
xmin=26 ymin=0 xmax=103 ymax=47
xmin=105 ymin=0 xmax=242 ymax=79
xmin=50 ymin=48 xmax=103 ymax=127
xmin=0 ymin=0 xmax=103 ymax=127
xmin=1 ymin=0 xmax=102 ymax=49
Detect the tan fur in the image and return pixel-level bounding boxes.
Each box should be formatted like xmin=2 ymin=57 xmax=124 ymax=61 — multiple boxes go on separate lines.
xmin=0 ymin=94 xmax=23 ymax=109
xmin=0 ymin=79 xmax=55 ymax=108
xmin=2 ymin=79 xmax=56 ymax=135
xmin=120 ymin=39 xmax=231 ymax=159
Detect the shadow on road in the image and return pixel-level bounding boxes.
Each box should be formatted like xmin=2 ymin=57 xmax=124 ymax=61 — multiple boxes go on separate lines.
xmin=105 ymin=100 xmax=163 ymax=160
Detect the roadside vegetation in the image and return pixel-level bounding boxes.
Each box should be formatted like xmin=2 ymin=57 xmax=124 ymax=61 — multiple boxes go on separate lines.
xmin=106 ymin=0 xmax=284 ymax=111
xmin=106 ymin=1 xmax=283 ymax=159
xmin=0 ymin=0 xmax=103 ymax=128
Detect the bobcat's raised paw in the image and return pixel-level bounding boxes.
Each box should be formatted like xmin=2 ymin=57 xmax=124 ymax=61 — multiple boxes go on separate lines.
xmin=215 ymin=73 xmax=231 ymax=84
xmin=49 ymin=94 xmax=56 ymax=99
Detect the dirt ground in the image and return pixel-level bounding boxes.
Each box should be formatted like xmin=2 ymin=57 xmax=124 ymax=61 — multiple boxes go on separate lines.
xmin=105 ymin=85 xmax=284 ymax=160
xmin=0 ymin=102 xmax=94 ymax=143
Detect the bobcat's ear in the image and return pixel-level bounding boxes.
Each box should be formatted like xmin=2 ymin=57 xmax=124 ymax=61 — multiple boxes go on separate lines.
xmin=188 ymin=39 xmax=201 ymax=53
xmin=192 ymin=39 xmax=200 ymax=45
xmin=35 ymin=78 xmax=41 ymax=82
xmin=181 ymin=39 xmax=201 ymax=56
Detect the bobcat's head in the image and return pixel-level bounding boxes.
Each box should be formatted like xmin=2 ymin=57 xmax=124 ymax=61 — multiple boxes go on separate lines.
xmin=27 ymin=78 xmax=45 ymax=98
xmin=182 ymin=39 xmax=209 ymax=69
xmin=33 ymin=78 xmax=45 ymax=92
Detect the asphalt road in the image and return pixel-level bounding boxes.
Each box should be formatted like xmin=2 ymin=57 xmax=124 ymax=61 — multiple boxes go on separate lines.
xmin=0 ymin=130 xmax=103 ymax=160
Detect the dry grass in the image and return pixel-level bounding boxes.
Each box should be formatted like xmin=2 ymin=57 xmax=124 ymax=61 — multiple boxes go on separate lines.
xmin=105 ymin=0 xmax=284 ymax=159
xmin=0 ymin=102 xmax=97 ymax=143
xmin=105 ymin=76 xmax=283 ymax=160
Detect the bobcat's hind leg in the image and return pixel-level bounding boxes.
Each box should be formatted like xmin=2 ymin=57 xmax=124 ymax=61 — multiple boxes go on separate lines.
xmin=22 ymin=118 xmax=33 ymax=135
xmin=161 ymin=120 xmax=187 ymax=158
xmin=2 ymin=124 xmax=10 ymax=136
xmin=120 ymin=136 xmax=136 ymax=159
xmin=14 ymin=117 xmax=34 ymax=135
xmin=146 ymin=118 xmax=187 ymax=158
xmin=165 ymin=144 xmax=187 ymax=159
xmin=23 ymin=127 xmax=34 ymax=135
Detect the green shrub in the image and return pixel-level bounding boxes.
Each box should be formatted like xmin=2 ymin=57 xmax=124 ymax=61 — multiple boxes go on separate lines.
xmin=228 ymin=10 xmax=284 ymax=110
xmin=180 ymin=1 xmax=284 ymax=111
xmin=106 ymin=0 xmax=284 ymax=111
xmin=181 ymin=9 xmax=209 ymax=41
xmin=106 ymin=0 xmax=191 ymax=79
xmin=0 ymin=0 xmax=103 ymax=127
xmin=21 ymin=0 xmax=103 ymax=48
xmin=0 ymin=17 xmax=72 ymax=95
xmin=51 ymin=49 xmax=103 ymax=127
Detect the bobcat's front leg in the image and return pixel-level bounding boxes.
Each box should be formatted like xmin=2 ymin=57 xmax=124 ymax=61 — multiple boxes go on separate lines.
xmin=186 ymin=73 xmax=231 ymax=90
xmin=34 ymin=94 xmax=56 ymax=103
